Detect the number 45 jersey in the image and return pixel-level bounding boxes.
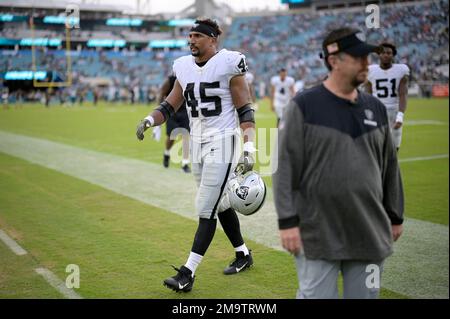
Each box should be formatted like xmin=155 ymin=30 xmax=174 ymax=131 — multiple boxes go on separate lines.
xmin=367 ymin=63 xmax=410 ymax=110
xmin=173 ymin=49 xmax=247 ymax=143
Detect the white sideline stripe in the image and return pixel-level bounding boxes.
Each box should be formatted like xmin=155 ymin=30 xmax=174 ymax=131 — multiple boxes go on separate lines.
xmin=0 ymin=130 xmax=448 ymax=299
xmin=399 ymin=154 xmax=449 ymax=163
xmin=405 ymin=120 xmax=448 ymax=126
xmin=0 ymin=229 xmax=28 ymax=256
xmin=253 ymin=116 xmax=449 ymax=125
xmin=35 ymin=267 xmax=83 ymax=299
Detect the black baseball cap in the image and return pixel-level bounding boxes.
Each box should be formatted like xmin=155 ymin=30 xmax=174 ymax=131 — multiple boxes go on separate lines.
xmin=320 ymin=30 xmax=381 ymax=59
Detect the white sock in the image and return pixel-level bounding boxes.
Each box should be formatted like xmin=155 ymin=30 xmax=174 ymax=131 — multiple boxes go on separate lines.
xmin=235 ymin=244 xmax=249 ymax=256
xmin=164 ymin=150 xmax=170 ymax=156
xmin=184 ymin=252 xmax=203 ymax=276
xmin=182 ymin=159 xmax=190 ymax=166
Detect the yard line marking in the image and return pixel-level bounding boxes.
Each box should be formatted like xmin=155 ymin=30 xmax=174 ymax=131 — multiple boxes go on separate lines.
xmin=0 ymin=130 xmax=448 ymax=298
xmin=0 ymin=229 xmax=28 ymax=256
xmin=35 ymin=267 xmax=83 ymax=299
xmin=399 ymin=154 xmax=449 ymax=163
xmin=0 ymin=228 xmax=83 ymax=298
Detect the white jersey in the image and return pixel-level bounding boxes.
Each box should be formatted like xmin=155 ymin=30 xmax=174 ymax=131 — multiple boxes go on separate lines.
xmin=173 ymin=49 xmax=247 ymax=143
xmin=245 ymin=72 xmax=254 ymax=85
xmin=270 ymin=75 xmax=295 ymax=107
xmin=368 ymin=64 xmax=410 ymax=110
xmin=294 ymin=79 xmax=305 ymax=93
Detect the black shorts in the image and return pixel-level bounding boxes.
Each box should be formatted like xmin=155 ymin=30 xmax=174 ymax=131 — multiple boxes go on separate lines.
xmin=166 ymin=106 xmax=190 ymax=136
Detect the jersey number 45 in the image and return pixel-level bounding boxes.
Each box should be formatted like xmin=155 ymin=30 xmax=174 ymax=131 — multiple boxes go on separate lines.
xmin=184 ymin=82 xmax=222 ymax=117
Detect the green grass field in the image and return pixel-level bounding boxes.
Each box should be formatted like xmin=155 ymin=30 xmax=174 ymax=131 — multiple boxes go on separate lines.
xmin=0 ymin=97 xmax=448 ymax=299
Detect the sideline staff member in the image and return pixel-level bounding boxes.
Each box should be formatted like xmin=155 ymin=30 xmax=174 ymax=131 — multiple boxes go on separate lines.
xmin=273 ymin=28 xmax=404 ymax=299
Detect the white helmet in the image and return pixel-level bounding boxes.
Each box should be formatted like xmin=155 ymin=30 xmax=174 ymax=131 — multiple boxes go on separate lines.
xmin=227 ymin=171 xmax=267 ymax=216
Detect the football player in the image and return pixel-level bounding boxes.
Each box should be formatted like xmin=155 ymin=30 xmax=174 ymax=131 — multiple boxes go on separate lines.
xmin=245 ymin=70 xmax=258 ymax=110
xmin=270 ymin=68 xmax=295 ymax=127
xmin=157 ymin=73 xmax=191 ymax=173
xmin=136 ymin=18 xmax=256 ymax=293
xmin=366 ymin=43 xmax=409 ymax=151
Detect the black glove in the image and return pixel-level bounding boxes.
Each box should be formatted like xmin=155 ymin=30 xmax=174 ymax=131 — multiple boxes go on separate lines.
xmin=136 ymin=119 xmax=151 ymax=141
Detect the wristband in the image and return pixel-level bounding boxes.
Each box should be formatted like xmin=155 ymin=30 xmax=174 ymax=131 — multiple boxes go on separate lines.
xmin=144 ymin=115 xmax=155 ymax=127
xmin=396 ymin=112 xmax=404 ymax=123
xmin=243 ymin=141 xmax=257 ymax=153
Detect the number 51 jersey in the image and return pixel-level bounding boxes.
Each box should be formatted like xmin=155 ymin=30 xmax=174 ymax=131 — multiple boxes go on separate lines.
xmin=367 ymin=63 xmax=410 ymax=110
xmin=173 ymin=49 xmax=247 ymax=143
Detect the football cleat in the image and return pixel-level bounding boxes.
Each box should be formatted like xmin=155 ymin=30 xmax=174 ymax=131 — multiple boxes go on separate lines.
xmin=163 ymin=154 xmax=170 ymax=168
xmin=163 ymin=265 xmax=195 ymax=292
xmin=223 ymin=251 xmax=253 ymax=275
xmin=182 ymin=164 xmax=191 ymax=173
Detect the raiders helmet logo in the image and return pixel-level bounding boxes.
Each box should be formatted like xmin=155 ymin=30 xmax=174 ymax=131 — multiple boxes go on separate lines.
xmin=236 ymin=186 xmax=249 ymax=200
xmin=355 ymin=31 xmax=366 ymax=41
xmin=365 ymin=109 xmax=374 ymax=120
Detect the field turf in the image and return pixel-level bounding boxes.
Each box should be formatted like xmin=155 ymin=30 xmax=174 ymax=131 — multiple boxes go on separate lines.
xmin=0 ymin=97 xmax=447 ymax=298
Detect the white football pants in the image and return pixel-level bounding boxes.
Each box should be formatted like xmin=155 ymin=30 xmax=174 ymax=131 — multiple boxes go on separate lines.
xmin=191 ymin=135 xmax=239 ymax=219
xmin=387 ymin=108 xmax=403 ymax=148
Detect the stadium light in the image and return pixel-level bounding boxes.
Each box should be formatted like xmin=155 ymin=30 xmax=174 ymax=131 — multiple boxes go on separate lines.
xmin=4 ymin=71 xmax=48 ymax=81
xmin=87 ymin=39 xmax=127 ymax=47
xmin=106 ymin=18 xmax=142 ymax=26
xmin=0 ymin=14 xmax=27 ymax=22
xmin=149 ymin=39 xmax=188 ymax=48
xmin=20 ymin=38 xmax=62 ymax=47
xmin=43 ymin=16 xmax=80 ymax=26
xmin=0 ymin=38 xmax=20 ymax=46
xmin=167 ymin=19 xmax=196 ymax=27
xmin=0 ymin=14 xmax=13 ymax=22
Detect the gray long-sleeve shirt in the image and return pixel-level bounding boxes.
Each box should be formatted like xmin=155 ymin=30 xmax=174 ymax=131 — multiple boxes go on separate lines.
xmin=273 ymin=83 xmax=404 ymax=261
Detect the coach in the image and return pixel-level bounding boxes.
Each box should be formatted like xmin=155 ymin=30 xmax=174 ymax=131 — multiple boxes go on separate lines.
xmin=273 ymin=27 xmax=404 ymax=299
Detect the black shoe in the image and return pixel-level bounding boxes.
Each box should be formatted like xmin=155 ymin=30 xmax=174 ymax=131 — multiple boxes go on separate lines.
xmin=163 ymin=265 xmax=195 ymax=292
xmin=223 ymin=251 xmax=253 ymax=275
xmin=163 ymin=154 xmax=170 ymax=168
xmin=182 ymin=164 xmax=191 ymax=173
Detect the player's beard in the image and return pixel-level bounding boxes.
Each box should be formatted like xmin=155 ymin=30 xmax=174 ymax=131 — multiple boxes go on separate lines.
xmin=190 ymin=47 xmax=200 ymax=57
xmin=381 ymin=61 xmax=392 ymax=69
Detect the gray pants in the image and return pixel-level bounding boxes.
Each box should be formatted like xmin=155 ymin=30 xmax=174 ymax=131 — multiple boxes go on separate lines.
xmin=191 ymin=135 xmax=238 ymax=219
xmin=295 ymin=251 xmax=384 ymax=299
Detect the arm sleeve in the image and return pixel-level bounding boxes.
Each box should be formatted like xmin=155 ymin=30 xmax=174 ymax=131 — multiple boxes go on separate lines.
xmin=381 ymin=104 xmax=405 ymax=225
xmin=272 ymin=100 xmax=305 ymax=229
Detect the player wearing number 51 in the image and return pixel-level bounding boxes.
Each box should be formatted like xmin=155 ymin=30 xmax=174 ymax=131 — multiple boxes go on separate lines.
xmin=365 ymin=43 xmax=409 ymax=151
xmin=136 ymin=17 xmax=257 ymax=293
